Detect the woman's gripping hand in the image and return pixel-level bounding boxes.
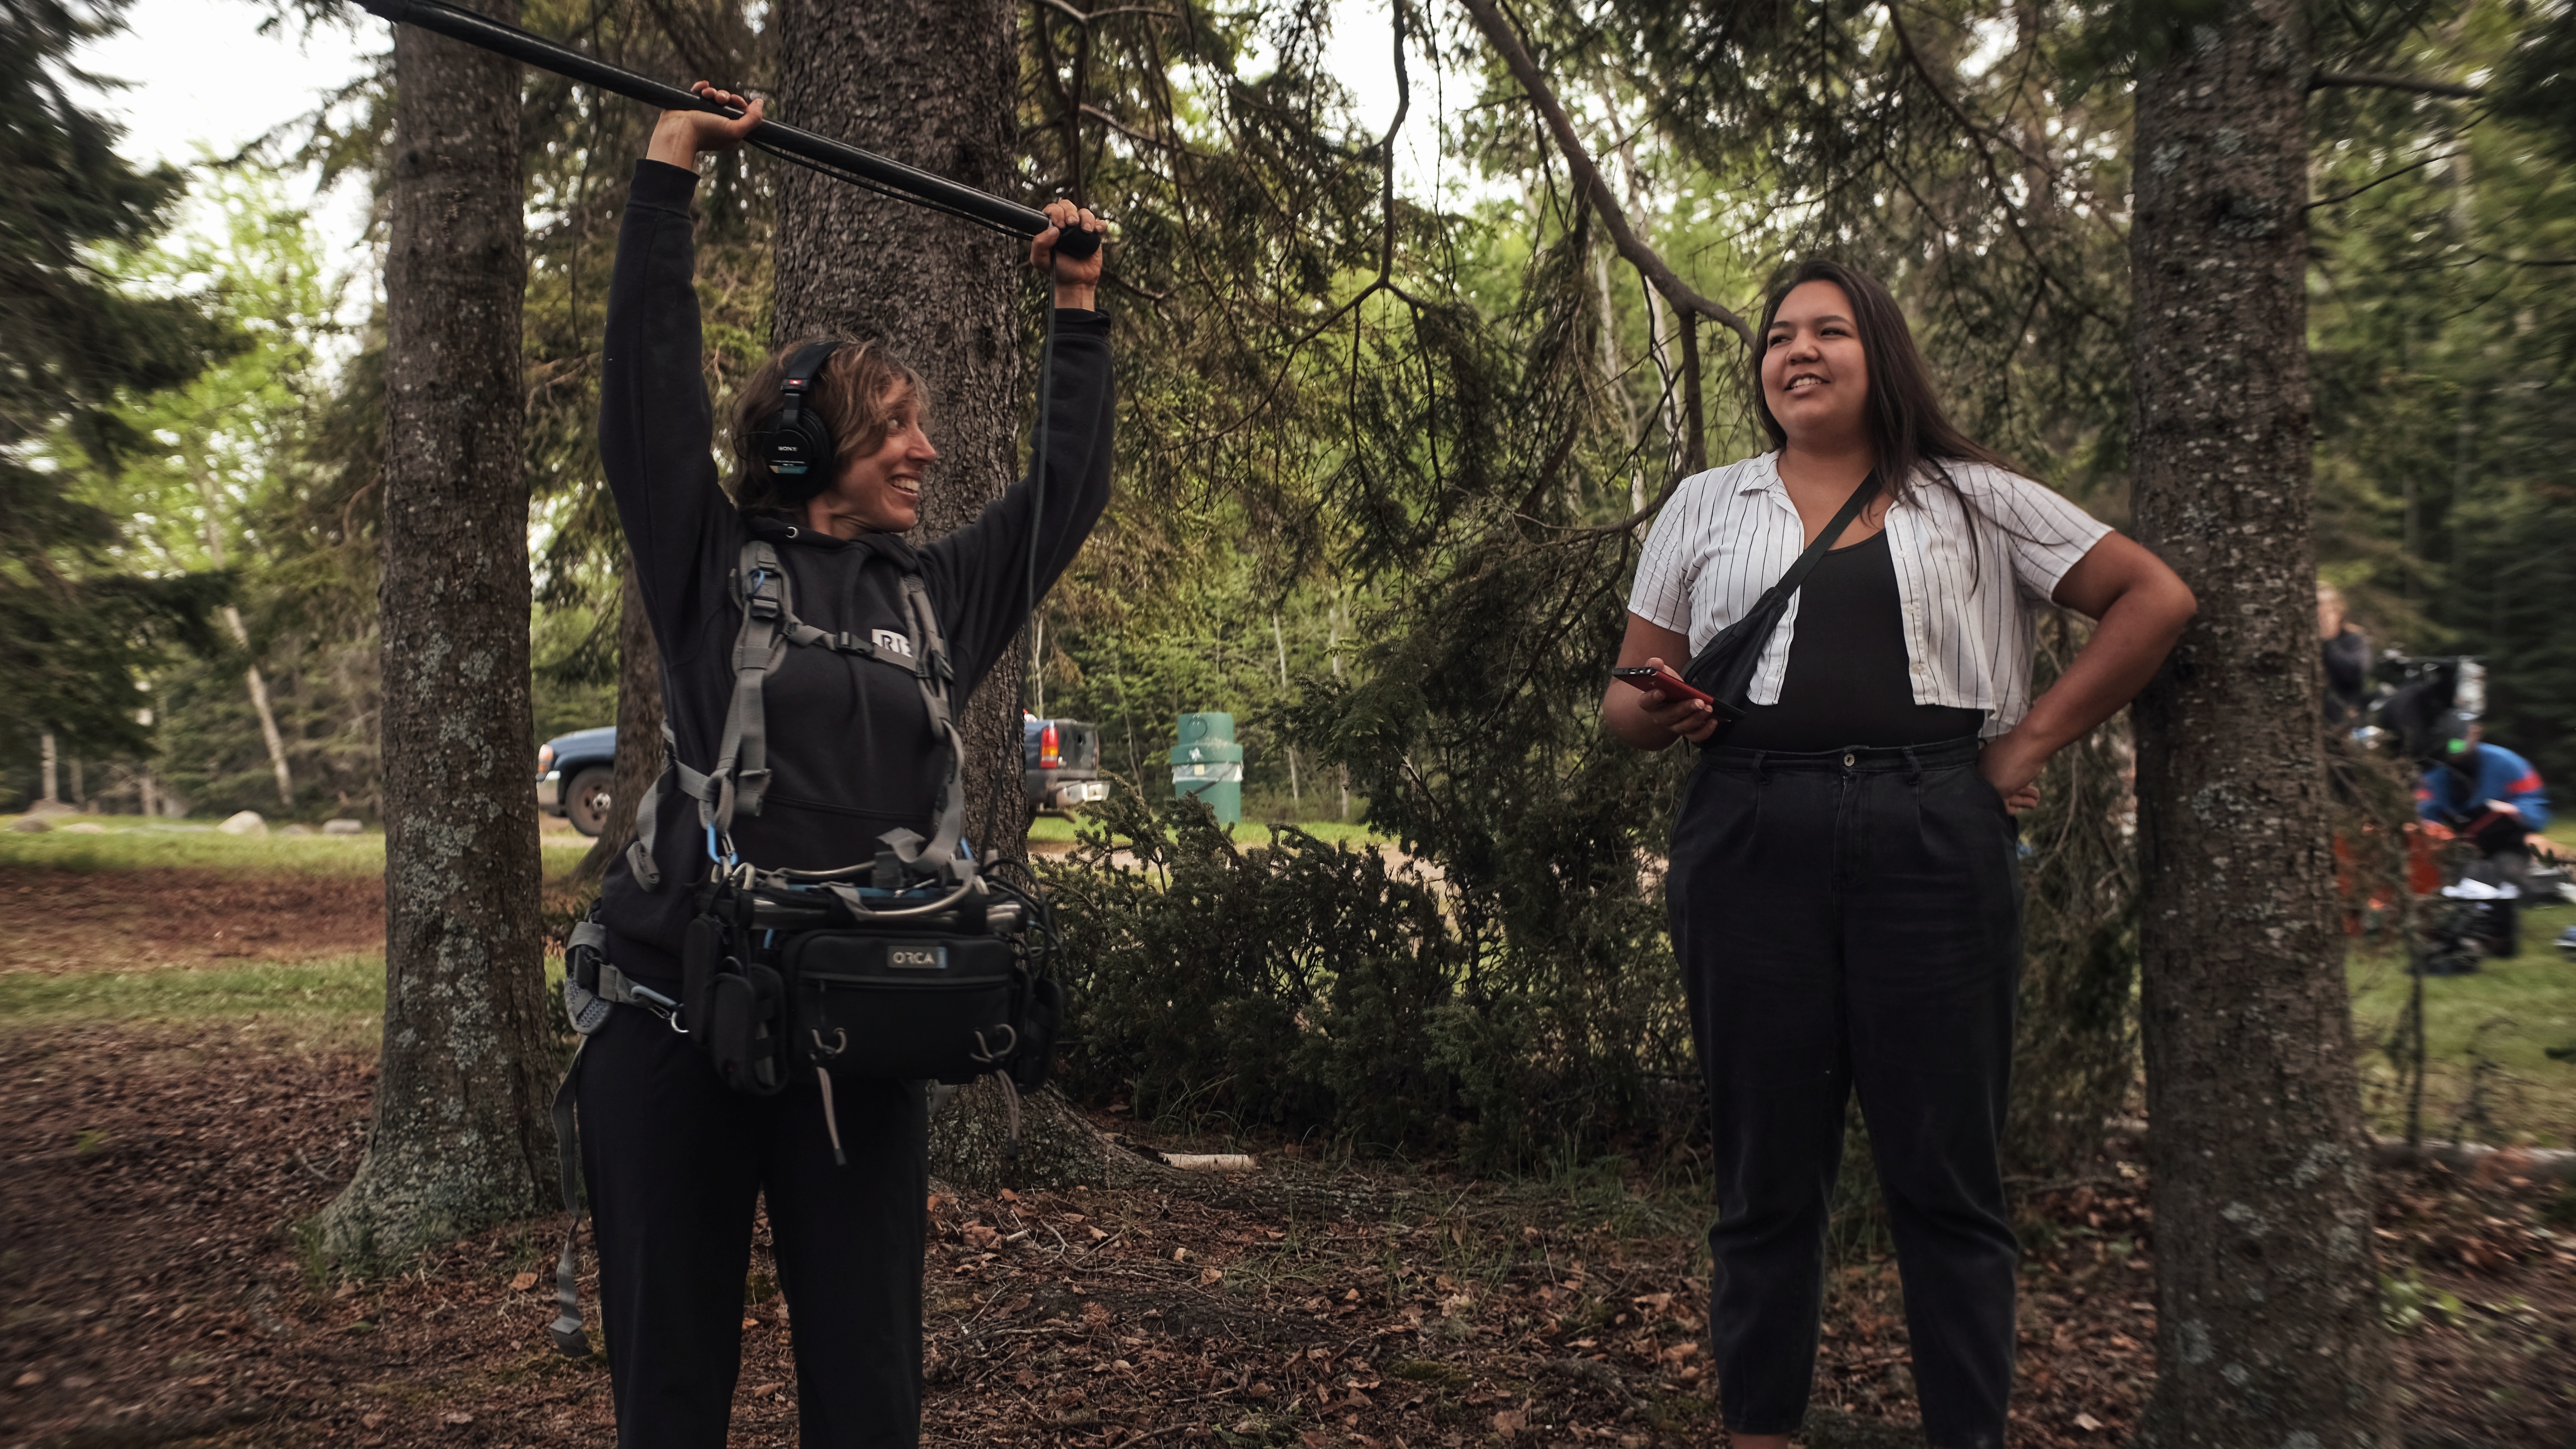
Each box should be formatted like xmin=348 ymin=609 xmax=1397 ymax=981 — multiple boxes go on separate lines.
xmin=1031 ymin=200 xmax=1105 ymax=311
xmin=647 ymin=82 xmax=762 ymax=168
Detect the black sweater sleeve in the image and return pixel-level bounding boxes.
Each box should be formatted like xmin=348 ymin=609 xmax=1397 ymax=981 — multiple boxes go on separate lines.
xmin=598 ymin=160 xmax=735 ymax=665
xmin=924 ymin=310 xmax=1116 ymax=696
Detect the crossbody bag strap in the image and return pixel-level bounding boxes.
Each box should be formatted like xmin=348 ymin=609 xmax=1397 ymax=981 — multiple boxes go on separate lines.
xmin=1683 ymin=470 xmax=1881 ymax=683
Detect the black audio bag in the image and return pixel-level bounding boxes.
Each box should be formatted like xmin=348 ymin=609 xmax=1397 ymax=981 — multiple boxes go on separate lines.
xmin=621 ymin=536 xmax=1062 ymax=1107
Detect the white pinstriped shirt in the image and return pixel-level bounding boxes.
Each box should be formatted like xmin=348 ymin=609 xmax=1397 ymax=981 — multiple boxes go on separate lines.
xmin=1627 ymin=452 xmax=2111 ymax=740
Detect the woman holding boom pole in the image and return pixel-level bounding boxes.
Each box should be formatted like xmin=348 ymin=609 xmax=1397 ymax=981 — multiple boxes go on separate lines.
xmin=574 ymin=86 xmax=1110 ymax=1448
xmin=1603 ymin=260 xmax=2195 ymax=1449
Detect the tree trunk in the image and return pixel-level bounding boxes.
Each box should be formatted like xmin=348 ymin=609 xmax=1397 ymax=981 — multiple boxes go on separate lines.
xmin=2127 ymin=5 xmax=2398 ymax=1444
xmin=772 ymin=0 xmax=1043 ymax=1173
xmin=564 ymin=559 xmax=665 ymax=890
xmin=319 ymin=0 xmax=559 ymax=1266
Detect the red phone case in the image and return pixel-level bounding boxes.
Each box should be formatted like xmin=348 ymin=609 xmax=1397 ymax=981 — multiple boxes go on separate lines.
xmin=1615 ymin=666 xmax=1713 ymax=706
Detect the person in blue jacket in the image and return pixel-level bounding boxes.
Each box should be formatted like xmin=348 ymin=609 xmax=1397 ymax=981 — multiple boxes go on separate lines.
xmin=2418 ymin=713 xmax=2550 ymax=956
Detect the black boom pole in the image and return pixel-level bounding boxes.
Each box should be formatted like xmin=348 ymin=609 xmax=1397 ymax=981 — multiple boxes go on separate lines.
xmin=354 ymin=0 xmax=1101 ymax=259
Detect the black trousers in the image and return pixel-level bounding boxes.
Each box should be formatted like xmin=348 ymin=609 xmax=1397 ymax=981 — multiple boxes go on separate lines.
xmin=1666 ymin=738 xmax=2023 ymax=1449
xmin=576 ymin=983 xmax=929 ymax=1449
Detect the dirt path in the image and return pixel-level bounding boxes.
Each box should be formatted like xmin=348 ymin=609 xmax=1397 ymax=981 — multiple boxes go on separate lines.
xmin=4 ymin=1016 xmax=2571 ymax=1447
xmin=2 ymin=873 xmax=2570 ymax=1447
xmin=0 ymin=867 xmax=383 ymax=975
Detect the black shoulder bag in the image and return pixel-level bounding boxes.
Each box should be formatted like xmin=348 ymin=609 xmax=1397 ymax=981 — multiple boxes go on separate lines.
xmin=1679 ymin=471 xmax=1880 ymax=741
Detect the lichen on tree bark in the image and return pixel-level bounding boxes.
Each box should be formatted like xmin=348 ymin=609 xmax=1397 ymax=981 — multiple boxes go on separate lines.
xmin=2127 ymin=5 xmax=2398 ymax=1444
xmin=317 ymin=0 xmax=560 ymax=1267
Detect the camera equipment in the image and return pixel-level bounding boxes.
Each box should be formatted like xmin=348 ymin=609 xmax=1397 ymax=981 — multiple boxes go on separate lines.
xmin=354 ymin=0 xmax=1103 ymax=261
xmin=2363 ymin=654 xmax=2485 ymax=762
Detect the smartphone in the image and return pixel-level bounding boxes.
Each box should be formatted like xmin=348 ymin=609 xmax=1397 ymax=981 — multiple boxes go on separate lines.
xmin=1612 ymin=665 xmax=1715 ymax=707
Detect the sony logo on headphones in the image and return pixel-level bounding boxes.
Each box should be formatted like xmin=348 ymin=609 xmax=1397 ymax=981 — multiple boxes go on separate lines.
xmin=872 ymin=630 xmax=914 ymax=658
xmin=887 ymin=944 xmax=945 ymax=970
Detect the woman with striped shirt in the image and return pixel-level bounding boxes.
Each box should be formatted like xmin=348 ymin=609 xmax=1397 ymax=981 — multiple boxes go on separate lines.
xmin=1604 ymin=260 xmax=2194 ymax=1449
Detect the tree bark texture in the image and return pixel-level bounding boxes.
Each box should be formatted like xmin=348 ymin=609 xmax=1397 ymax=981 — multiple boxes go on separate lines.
xmin=2127 ymin=8 xmax=2398 ymax=1446
xmin=773 ymin=0 xmax=1051 ymax=1176
xmin=566 ymin=559 xmax=665 ymax=889
xmin=320 ymin=0 xmax=559 ymax=1265
xmin=771 ymin=0 xmax=1030 ymax=864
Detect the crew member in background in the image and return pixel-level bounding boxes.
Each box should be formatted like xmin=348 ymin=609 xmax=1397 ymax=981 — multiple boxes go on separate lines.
xmin=2418 ymin=715 xmax=2550 ymax=958
xmin=2318 ymin=582 xmax=2370 ymax=727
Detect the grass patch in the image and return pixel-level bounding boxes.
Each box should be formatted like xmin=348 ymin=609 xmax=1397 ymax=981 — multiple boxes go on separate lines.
xmin=2349 ymin=877 xmax=2576 ymax=1146
xmin=1027 ymin=813 xmax=1390 ymax=847
xmin=0 ymin=955 xmax=389 ymax=1028
xmin=0 ymin=817 xmax=595 ymax=876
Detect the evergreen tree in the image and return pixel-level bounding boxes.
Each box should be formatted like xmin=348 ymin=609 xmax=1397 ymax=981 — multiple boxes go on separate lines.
xmin=0 ymin=0 xmax=236 ymax=773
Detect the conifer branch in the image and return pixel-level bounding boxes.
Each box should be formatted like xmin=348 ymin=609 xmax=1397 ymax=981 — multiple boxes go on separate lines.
xmin=1455 ymin=0 xmax=1756 ymax=350
xmin=2309 ymin=70 xmax=2484 ymax=100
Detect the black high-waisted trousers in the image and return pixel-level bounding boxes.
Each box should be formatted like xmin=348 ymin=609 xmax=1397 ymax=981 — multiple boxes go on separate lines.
xmin=1665 ymin=737 xmax=2023 ymax=1449
xmin=576 ymin=970 xmax=929 ymax=1449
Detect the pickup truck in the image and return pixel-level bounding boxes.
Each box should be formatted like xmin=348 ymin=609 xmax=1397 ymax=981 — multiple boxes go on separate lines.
xmin=1025 ymin=714 xmax=1109 ymax=815
xmin=535 ymin=725 xmax=618 ymax=837
xmin=540 ymin=716 xmax=1109 ymax=833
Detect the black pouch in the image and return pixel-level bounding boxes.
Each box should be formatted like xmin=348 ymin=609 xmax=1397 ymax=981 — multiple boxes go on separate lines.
xmin=784 ymin=929 xmax=1020 ymax=1085
xmin=682 ymin=913 xmax=726 ymax=1033
xmin=1010 ymin=976 xmax=1063 ymax=1093
xmin=704 ymin=962 xmax=790 ymax=1095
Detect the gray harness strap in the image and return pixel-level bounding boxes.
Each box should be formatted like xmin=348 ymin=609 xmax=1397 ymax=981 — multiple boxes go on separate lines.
xmin=554 ymin=547 xmax=974 ymax=1361
xmin=626 ymin=539 xmax=966 ymax=888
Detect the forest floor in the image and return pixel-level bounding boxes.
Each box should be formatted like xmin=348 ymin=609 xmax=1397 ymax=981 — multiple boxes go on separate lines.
xmin=2 ymin=832 xmax=2574 ymax=1449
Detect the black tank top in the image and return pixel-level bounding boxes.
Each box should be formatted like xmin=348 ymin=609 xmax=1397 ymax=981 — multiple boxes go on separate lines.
xmin=1722 ymin=529 xmax=1986 ymax=750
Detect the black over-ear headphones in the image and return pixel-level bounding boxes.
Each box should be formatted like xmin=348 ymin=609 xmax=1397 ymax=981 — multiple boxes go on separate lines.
xmin=753 ymin=340 xmax=844 ymax=501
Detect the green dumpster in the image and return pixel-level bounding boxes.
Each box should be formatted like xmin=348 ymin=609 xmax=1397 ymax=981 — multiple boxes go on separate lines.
xmin=1169 ymin=712 xmax=1244 ymax=825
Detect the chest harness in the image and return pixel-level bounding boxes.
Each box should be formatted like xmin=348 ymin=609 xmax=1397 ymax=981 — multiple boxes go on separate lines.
xmin=544 ymin=537 xmax=1061 ymax=1357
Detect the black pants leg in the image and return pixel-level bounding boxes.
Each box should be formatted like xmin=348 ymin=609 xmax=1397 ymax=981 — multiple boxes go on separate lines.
xmin=577 ymin=989 xmax=929 ymax=1449
xmin=1668 ymin=741 xmax=2023 ymax=1449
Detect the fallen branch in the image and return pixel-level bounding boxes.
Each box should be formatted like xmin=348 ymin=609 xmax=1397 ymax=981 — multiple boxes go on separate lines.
xmin=2104 ymin=1119 xmax=2576 ymax=1181
xmin=29 ymin=1403 xmax=276 ymax=1449
xmin=1157 ymin=1152 xmax=1258 ymax=1173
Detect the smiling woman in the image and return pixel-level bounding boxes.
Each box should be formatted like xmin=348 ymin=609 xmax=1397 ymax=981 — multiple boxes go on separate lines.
xmin=726 ymin=339 xmax=936 ymax=532
xmin=1601 ymin=258 xmax=2197 ymax=1449
xmin=571 ymin=82 xmax=1113 ymax=1449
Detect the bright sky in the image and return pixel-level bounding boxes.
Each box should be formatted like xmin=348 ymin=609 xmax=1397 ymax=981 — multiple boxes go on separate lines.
xmin=74 ymin=0 xmax=1461 ymax=276
xmin=75 ymin=0 xmax=382 ymax=258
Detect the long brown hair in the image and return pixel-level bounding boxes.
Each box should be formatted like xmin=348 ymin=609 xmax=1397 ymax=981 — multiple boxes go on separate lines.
xmin=1750 ymin=259 xmax=2017 ymax=512
xmin=726 ymin=337 xmax=927 ymax=511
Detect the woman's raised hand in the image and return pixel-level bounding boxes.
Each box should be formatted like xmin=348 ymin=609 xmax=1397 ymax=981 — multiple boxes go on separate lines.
xmin=647 ymin=83 xmax=763 ymax=169
xmin=1030 ymin=199 xmax=1105 ymax=309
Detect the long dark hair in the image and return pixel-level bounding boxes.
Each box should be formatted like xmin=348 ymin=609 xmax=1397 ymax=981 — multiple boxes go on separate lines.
xmin=1750 ymin=258 xmax=2018 ymax=512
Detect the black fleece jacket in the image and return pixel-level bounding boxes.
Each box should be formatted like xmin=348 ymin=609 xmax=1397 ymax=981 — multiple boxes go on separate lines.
xmin=595 ymin=160 xmax=1114 ymax=978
